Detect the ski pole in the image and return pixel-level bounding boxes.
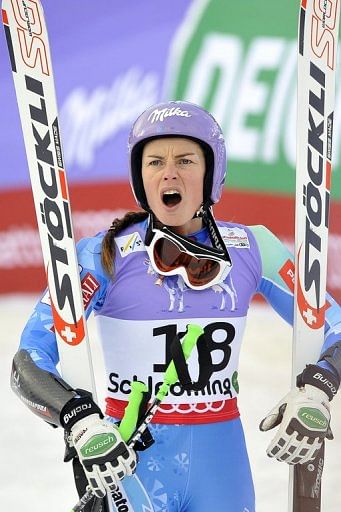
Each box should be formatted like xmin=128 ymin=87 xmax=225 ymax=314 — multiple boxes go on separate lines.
xmin=69 ymin=323 xmax=204 ymax=512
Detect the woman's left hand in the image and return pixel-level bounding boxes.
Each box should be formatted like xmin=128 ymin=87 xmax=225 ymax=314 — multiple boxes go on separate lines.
xmin=259 ymin=384 xmax=332 ymax=465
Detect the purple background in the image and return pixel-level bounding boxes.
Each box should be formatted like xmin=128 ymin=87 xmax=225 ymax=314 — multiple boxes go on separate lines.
xmin=0 ymin=1 xmax=190 ymax=189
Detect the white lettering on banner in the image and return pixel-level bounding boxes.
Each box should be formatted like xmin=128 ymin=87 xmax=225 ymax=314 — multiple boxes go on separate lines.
xmin=260 ymin=40 xmax=296 ymax=164
xmin=60 ymin=67 xmax=158 ymax=169
xmin=180 ymin=34 xmax=341 ymax=170
xmin=228 ymin=37 xmax=287 ymax=161
xmin=0 ymin=209 xmax=127 ymax=269
xmin=183 ymin=34 xmax=242 ymax=129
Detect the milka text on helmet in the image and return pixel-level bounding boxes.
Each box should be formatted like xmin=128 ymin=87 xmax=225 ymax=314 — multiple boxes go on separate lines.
xmin=147 ymin=107 xmax=192 ymax=124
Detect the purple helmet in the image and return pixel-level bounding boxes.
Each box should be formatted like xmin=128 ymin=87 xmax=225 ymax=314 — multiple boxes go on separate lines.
xmin=128 ymin=100 xmax=227 ymax=211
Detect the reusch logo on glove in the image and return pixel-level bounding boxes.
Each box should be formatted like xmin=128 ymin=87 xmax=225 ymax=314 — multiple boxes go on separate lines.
xmin=81 ymin=433 xmax=117 ymax=456
xmin=298 ymin=407 xmax=328 ymax=430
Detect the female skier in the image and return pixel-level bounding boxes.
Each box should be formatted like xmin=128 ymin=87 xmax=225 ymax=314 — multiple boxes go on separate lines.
xmin=11 ymin=101 xmax=341 ymax=512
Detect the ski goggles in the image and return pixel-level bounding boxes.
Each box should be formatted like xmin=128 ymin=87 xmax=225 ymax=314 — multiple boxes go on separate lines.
xmin=145 ymin=214 xmax=232 ymax=290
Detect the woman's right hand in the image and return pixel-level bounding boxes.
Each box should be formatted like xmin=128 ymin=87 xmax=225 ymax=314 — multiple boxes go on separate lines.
xmin=70 ymin=413 xmax=137 ymax=498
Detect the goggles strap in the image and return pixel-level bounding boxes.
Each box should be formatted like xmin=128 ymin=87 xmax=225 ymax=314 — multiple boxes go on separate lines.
xmin=170 ymin=330 xmax=213 ymax=392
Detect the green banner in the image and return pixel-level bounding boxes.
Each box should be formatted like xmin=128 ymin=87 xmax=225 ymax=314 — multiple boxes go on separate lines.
xmin=166 ymin=0 xmax=341 ymax=199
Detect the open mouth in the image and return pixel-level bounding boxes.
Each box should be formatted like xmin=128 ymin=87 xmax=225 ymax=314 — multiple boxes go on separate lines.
xmin=162 ymin=190 xmax=182 ymax=207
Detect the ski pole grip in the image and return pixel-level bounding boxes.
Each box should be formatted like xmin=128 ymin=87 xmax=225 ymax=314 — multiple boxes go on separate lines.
xmin=119 ymin=380 xmax=148 ymax=442
xmin=164 ymin=323 xmax=204 ymax=386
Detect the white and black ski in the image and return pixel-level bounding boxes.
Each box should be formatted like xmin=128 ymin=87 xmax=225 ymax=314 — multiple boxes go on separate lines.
xmin=290 ymin=1 xmax=340 ymax=510
xmin=2 ymin=3 xmax=155 ymax=510
xmin=2 ymin=0 xmax=96 ymax=393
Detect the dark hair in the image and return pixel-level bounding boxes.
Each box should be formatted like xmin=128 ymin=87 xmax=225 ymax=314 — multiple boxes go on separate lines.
xmin=101 ymin=210 xmax=148 ymax=277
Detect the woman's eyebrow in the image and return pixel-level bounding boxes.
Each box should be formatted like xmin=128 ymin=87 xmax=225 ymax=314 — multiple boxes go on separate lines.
xmin=175 ymin=152 xmax=196 ymax=158
xmin=145 ymin=152 xmax=196 ymax=158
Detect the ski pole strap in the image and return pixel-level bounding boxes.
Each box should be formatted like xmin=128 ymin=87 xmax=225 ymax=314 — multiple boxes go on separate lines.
xmin=170 ymin=330 xmax=212 ymax=392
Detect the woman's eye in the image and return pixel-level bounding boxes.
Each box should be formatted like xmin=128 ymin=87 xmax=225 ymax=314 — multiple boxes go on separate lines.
xmin=149 ymin=159 xmax=161 ymax=166
xmin=179 ymin=158 xmax=192 ymax=165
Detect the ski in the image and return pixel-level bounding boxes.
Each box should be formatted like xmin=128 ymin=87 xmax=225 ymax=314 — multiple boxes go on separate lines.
xmin=290 ymin=1 xmax=340 ymax=511
xmin=2 ymin=3 xmax=153 ymax=511
xmin=2 ymin=0 xmax=96 ymax=394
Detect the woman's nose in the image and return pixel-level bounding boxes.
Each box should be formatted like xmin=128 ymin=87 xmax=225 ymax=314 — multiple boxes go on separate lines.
xmin=163 ymin=162 xmax=178 ymax=180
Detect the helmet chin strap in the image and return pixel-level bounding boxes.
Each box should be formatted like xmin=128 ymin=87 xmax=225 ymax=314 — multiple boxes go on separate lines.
xmin=192 ymin=205 xmax=203 ymax=219
xmin=193 ymin=203 xmax=207 ymax=219
xmin=192 ymin=194 xmax=212 ymax=214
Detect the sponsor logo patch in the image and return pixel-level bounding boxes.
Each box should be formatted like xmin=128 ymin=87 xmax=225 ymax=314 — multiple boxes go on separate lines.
xmin=279 ymin=259 xmax=295 ymax=292
xmin=298 ymin=407 xmax=328 ymax=430
xmin=81 ymin=272 xmax=100 ymax=310
xmin=220 ymin=227 xmax=250 ymax=248
xmin=81 ymin=434 xmax=116 ymax=457
xmin=116 ymin=232 xmax=144 ymax=257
